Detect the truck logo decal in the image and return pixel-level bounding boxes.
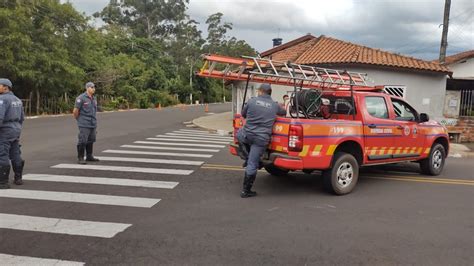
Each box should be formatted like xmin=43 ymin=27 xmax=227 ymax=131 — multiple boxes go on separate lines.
xmin=404 ymin=126 xmax=410 ymax=136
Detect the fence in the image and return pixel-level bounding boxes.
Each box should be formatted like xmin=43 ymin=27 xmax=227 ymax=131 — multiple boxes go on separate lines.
xmin=21 ymin=95 xmax=114 ymax=116
xmin=460 ymin=88 xmax=474 ymax=117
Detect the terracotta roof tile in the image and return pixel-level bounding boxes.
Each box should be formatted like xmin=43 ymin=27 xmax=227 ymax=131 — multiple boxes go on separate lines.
xmin=435 ymin=50 xmax=474 ymax=65
xmin=262 ymin=35 xmax=451 ymax=74
xmin=269 ymin=38 xmax=318 ymax=62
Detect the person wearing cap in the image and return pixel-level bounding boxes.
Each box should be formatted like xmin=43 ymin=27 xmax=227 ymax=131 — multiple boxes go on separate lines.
xmin=237 ymin=83 xmax=286 ymax=198
xmin=73 ymin=82 xmax=99 ymax=164
xmin=0 ymin=78 xmax=25 ymax=189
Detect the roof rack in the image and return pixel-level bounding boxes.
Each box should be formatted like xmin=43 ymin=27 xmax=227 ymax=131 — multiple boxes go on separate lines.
xmin=197 ymin=54 xmax=379 ymax=91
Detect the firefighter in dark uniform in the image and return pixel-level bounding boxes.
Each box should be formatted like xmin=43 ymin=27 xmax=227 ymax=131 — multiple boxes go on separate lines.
xmin=237 ymin=83 xmax=286 ymax=198
xmin=0 ymin=78 xmax=25 ymax=189
xmin=73 ymin=82 xmax=99 ymax=164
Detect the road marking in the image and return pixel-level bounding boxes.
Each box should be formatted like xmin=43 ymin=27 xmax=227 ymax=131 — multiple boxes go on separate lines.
xmin=178 ymin=129 xmax=219 ymax=133
xmin=201 ymin=164 xmax=474 ymax=186
xmin=169 ymin=132 xmax=233 ymax=139
xmin=134 ymin=141 xmax=226 ymax=148
xmin=0 ymin=253 xmax=84 ymax=266
xmin=365 ymin=176 xmax=474 ymax=186
xmin=159 ymin=134 xmax=232 ymax=141
xmin=23 ymin=174 xmax=179 ymax=189
xmin=178 ymin=129 xmax=230 ymax=136
xmin=0 ymin=214 xmax=131 ymax=238
xmin=166 ymin=132 xmax=233 ymax=140
xmin=147 ymin=138 xmax=229 ymax=145
xmin=52 ymin=163 xmax=194 ymax=175
xmin=121 ymin=144 xmax=219 ymax=153
xmin=93 ymin=156 xmax=203 ymax=166
xmin=0 ymin=189 xmax=161 ymax=208
xmin=103 ymin=149 xmax=213 ymax=158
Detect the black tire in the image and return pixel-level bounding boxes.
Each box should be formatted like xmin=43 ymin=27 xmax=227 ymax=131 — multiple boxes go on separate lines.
xmin=420 ymin=143 xmax=446 ymax=176
xmin=264 ymin=164 xmax=289 ymax=176
xmin=322 ymin=152 xmax=359 ymax=195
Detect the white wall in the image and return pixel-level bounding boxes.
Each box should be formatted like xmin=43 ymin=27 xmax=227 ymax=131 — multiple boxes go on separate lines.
xmin=449 ymin=57 xmax=474 ymax=79
xmin=343 ymin=66 xmax=448 ymax=119
xmin=232 ymin=66 xmax=448 ymax=120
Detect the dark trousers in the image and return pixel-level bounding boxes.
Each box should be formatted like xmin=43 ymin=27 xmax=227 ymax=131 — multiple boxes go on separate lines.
xmin=237 ymin=131 xmax=269 ymax=176
xmin=78 ymin=127 xmax=96 ymax=145
xmin=0 ymin=139 xmax=22 ymax=167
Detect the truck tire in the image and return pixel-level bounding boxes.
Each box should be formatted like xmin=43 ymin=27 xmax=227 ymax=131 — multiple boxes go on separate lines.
xmin=322 ymin=152 xmax=359 ymax=195
xmin=264 ymin=164 xmax=289 ymax=176
xmin=419 ymin=143 xmax=446 ymax=176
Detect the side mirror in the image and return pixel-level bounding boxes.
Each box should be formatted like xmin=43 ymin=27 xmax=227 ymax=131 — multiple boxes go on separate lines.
xmin=419 ymin=113 xmax=429 ymax=123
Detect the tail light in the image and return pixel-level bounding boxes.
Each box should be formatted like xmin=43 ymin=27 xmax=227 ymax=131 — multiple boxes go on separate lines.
xmin=288 ymin=124 xmax=303 ymax=152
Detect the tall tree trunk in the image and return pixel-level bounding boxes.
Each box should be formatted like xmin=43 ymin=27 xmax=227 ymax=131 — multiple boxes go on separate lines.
xmin=28 ymin=91 xmax=33 ymax=116
xmin=36 ymin=89 xmax=40 ymax=115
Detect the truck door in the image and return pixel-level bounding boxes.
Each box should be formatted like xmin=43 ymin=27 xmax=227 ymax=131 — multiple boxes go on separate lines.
xmin=363 ymin=96 xmax=396 ymax=161
xmin=389 ymin=98 xmax=424 ymax=159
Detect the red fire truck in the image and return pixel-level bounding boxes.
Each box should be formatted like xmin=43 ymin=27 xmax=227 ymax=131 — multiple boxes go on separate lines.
xmin=197 ymin=54 xmax=449 ymax=195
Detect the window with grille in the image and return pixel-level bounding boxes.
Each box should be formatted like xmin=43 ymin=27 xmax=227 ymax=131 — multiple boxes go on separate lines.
xmin=383 ymin=86 xmax=406 ymax=99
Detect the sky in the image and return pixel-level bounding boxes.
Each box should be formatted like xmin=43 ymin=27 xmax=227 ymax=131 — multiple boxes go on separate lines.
xmin=67 ymin=0 xmax=473 ymax=60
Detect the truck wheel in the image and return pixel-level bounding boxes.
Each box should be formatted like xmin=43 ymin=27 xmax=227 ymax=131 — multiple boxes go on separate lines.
xmin=420 ymin=143 xmax=446 ymax=176
xmin=264 ymin=164 xmax=289 ymax=176
xmin=323 ymin=153 xmax=359 ymax=195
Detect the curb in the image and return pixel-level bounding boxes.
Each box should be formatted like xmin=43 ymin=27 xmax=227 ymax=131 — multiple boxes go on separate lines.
xmin=192 ymin=117 xmax=232 ymax=136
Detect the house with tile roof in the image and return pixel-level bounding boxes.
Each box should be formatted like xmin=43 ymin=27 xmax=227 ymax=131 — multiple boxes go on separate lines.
xmin=436 ymin=50 xmax=474 ymax=142
xmin=231 ymin=34 xmax=452 ymax=121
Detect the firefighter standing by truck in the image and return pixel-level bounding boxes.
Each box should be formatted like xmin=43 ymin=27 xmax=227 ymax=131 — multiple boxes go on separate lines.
xmin=237 ymin=83 xmax=286 ymax=198
xmin=0 ymin=78 xmax=25 ymax=189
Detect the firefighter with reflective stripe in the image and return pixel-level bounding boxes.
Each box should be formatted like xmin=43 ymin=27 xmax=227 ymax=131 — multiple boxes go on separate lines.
xmin=0 ymin=79 xmax=25 ymax=189
xmin=73 ymin=82 xmax=100 ymax=164
xmin=237 ymin=83 xmax=286 ymax=198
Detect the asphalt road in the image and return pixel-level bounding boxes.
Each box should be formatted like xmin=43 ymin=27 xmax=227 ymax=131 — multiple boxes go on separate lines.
xmin=0 ymin=103 xmax=472 ymax=266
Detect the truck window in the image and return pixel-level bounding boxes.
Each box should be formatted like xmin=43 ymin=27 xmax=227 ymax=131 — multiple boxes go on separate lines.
xmin=365 ymin=96 xmax=388 ymax=119
xmin=391 ymin=98 xmax=417 ymax=121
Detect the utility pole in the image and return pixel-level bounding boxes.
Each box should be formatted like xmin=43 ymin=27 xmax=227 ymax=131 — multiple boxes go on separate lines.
xmin=439 ymin=0 xmax=451 ymax=64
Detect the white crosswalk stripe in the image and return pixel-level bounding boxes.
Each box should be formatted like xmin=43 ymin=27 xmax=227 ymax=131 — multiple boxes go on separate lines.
xmin=158 ymin=134 xmax=232 ymax=142
xmin=103 ymin=149 xmax=213 ymax=158
xmin=0 ymin=189 xmax=161 ymax=208
xmin=151 ymin=136 xmax=230 ymax=144
xmin=178 ymin=129 xmax=227 ymax=134
xmin=134 ymin=141 xmax=225 ymax=148
xmin=173 ymin=130 xmax=233 ymax=138
xmin=23 ymin=174 xmax=179 ymax=189
xmin=120 ymin=144 xmax=219 ymax=153
xmin=0 ymin=253 xmax=84 ymax=265
xmin=167 ymin=132 xmax=233 ymax=140
xmin=51 ymin=163 xmax=195 ymax=175
xmin=173 ymin=129 xmax=232 ymax=138
xmin=0 ymin=214 xmax=132 ymax=238
xmin=93 ymin=156 xmax=203 ymax=166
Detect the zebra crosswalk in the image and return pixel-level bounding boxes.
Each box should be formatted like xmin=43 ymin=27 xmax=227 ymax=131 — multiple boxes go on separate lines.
xmin=0 ymin=128 xmax=232 ymax=264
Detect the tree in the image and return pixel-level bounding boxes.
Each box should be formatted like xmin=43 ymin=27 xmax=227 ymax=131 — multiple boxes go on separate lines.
xmin=204 ymin=12 xmax=232 ymax=54
xmin=96 ymin=0 xmax=190 ymax=40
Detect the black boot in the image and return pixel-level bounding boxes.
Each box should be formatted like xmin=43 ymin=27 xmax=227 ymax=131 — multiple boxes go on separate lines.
xmin=77 ymin=144 xmax=86 ymax=164
xmin=85 ymin=143 xmax=100 ymax=162
xmin=240 ymin=173 xmax=257 ymax=198
xmin=13 ymin=160 xmax=24 ymax=185
xmin=0 ymin=165 xmax=11 ymax=189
